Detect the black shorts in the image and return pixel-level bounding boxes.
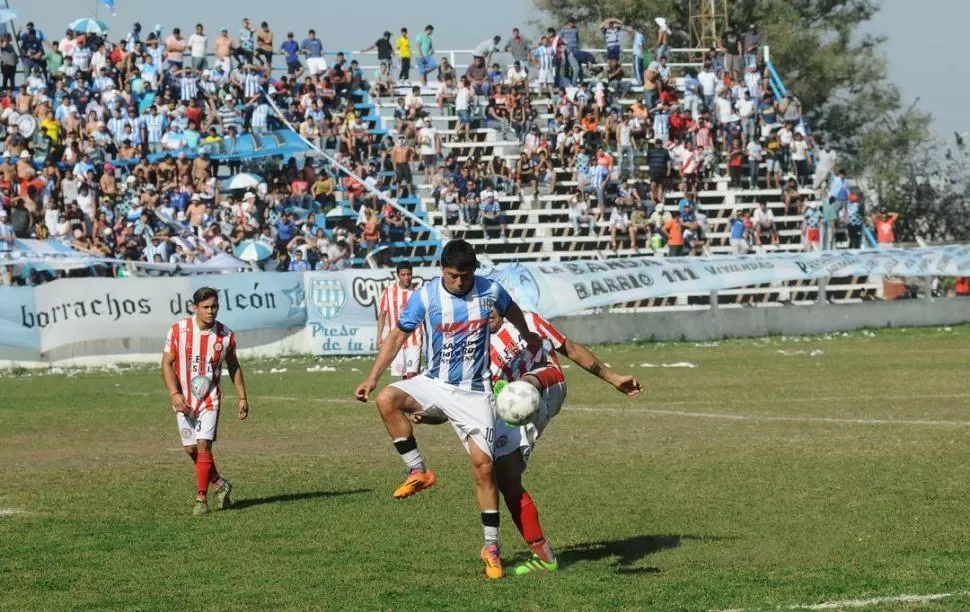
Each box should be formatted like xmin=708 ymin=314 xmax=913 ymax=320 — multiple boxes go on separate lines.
xmin=287 ymin=61 xmax=302 ymax=75
xmin=395 ymin=162 xmax=412 ymax=184
xmin=650 ymin=169 xmax=666 ymax=183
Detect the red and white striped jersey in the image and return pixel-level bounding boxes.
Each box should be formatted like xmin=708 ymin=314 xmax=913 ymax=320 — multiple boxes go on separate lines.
xmin=164 ymin=317 xmax=236 ymax=416
xmin=489 ymin=311 xmax=567 ymax=384
xmin=379 ymin=282 xmax=423 ymax=349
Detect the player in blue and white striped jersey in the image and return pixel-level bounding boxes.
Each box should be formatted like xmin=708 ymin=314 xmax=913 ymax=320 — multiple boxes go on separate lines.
xmin=355 ymin=239 xmax=541 ymax=580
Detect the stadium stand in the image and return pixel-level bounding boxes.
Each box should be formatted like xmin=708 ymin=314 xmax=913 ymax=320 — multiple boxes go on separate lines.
xmin=0 ymin=19 xmax=883 ymax=304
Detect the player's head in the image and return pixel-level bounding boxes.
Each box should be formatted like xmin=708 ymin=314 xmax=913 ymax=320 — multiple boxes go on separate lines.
xmin=395 ymin=261 xmax=413 ymax=287
xmin=488 ymin=307 xmax=504 ymax=333
xmin=192 ymin=287 xmax=219 ymax=326
xmin=439 ymin=239 xmax=477 ymax=296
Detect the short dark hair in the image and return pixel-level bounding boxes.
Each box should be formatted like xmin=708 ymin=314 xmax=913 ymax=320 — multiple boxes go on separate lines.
xmin=395 ymin=261 xmax=413 ymax=274
xmin=193 ymin=287 xmax=219 ymax=305
xmin=440 ymin=239 xmax=477 ymax=271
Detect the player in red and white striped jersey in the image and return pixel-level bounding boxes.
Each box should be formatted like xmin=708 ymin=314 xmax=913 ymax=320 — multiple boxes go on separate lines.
xmin=161 ymin=287 xmax=250 ymax=516
xmin=376 ymin=261 xmax=424 ymax=378
xmin=488 ymin=308 xmax=642 ymax=575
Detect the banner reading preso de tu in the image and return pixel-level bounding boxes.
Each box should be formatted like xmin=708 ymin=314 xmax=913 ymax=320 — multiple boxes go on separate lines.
xmin=0 ymin=273 xmax=307 ymax=353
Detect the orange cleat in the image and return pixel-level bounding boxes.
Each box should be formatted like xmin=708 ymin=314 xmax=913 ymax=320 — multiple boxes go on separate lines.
xmin=392 ymin=469 xmax=436 ymax=499
xmin=481 ymin=544 xmax=503 ymax=579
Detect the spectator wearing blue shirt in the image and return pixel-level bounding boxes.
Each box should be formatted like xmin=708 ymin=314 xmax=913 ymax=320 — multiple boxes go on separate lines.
xmin=18 ymin=23 xmax=45 ymax=73
xmin=289 ymin=248 xmax=310 ymax=271
xmin=728 ymin=208 xmax=748 ymax=254
xmin=281 ymin=32 xmax=303 ymax=78
xmin=479 ymin=194 xmax=508 ymax=241
xmin=275 ymin=213 xmax=298 ymax=254
xmin=629 ymin=26 xmax=645 ymax=86
xmin=301 ymin=30 xmax=326 ymax=76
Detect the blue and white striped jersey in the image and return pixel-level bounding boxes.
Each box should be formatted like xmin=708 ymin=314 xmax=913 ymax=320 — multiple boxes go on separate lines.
xmin=397 ymin=276 xmax=513 ymax=392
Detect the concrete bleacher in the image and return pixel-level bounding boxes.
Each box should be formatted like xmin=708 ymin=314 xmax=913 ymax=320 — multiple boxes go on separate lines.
xmin=335 ymin=47 xmax=880 ymax=305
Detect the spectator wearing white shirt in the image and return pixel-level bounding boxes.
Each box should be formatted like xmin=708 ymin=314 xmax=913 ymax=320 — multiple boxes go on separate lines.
xmin=813 ymin=141 xmax=838 ymax=195
xmin=697 ymin=64 xmax=717 ymax=113
xmin=777 ymin=122 xmax=794 ymax=176
xmin=417 ymin=118 xmax=441 ymax=187
xmin=506 ymin=61 xmax=528 ymax=92
xmin=791 ymin=132 xmax=810 ymax=186
xmin=609 ymin=204 xmax=638 ymax=251
xmin=746 ymin=137 xmax=764 ymax=189
xmin=454 ymin=77 xmax=472 ymax=141
xmin=72 ymin=44 xmax=92 ymax=74
xmin=737 ymin=90 xmax=756 ymax=147
xmin=187 ymin=24 xmax=208 ymax=70
xmin=531 ymin=36 xmax=555 ymax=98
xmin=752 ymin=201 xmax=778 ymax=246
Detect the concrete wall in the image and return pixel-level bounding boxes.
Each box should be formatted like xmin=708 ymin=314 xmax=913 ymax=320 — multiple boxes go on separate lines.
xmin=551 ymin=299 xmax=970 ymax=345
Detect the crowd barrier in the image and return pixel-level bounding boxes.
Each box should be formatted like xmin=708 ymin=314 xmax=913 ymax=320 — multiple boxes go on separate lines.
xmin=2 ymin=246 xmax=970 ymax=366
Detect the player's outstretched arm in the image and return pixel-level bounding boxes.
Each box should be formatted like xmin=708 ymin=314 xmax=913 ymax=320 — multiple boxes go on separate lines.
xmin=226 ymin=349 xmax=249 ymax=420
xmin=503 ymin=301 xmax=542 ymax=350
xmin=558 ymin=338 xmax=643 ymax=396
xmin=161 ymin=351 xmax=190 ymax=416
xmin=355 ymin=327 xmax=409 ymax=402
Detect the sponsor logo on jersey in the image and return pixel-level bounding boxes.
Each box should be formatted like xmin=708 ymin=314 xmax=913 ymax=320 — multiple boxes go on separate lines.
xmin=436 ymin=319 xmax=487 ymax=334
xmin=310 ymin=278 xmax=347 ymax=320
xmin=495 ymin=435 xmax=508 ymax=449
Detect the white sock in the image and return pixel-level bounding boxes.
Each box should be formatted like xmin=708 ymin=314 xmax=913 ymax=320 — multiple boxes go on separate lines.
xmin=482 ymin=510 xmax=500 ymax=547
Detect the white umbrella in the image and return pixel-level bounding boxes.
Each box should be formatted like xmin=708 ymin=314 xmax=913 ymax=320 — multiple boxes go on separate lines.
xmin=69 ymin=18 xmax=110 ymax=35
xmin=0 ymin=9 xmax=18 ymax=23
xmin=221 ymin=173 xmax=264 ymax=191
xmin=326 ymin=206 xmax=357 ymax=218
xmin=234 ymin=239 xmax=273 ymax=262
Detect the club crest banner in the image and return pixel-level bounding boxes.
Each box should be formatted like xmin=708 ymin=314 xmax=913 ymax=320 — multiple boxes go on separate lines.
xmin=3 ymin=246 xmax=970 ymax=355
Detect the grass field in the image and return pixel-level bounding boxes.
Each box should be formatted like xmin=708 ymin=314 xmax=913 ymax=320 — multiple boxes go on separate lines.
xmin=3 ymin=326 xmax=970 ymax=611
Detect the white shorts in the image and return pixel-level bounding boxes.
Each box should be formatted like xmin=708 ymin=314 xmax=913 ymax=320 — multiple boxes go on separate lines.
xmin=176 ymin=409 xmax=219 ymax=446
xmin=306 ymin=57 xmax=327 ymax=75
xmin=391 ymin=344 xmax=422 ymax=377
xmin=494 ymin=380 xmax=566 ymax=466
xmin=392 ymin=375 xmax=497 ymax=458
xmin=538 ymin=69 xmax=554 ymax=85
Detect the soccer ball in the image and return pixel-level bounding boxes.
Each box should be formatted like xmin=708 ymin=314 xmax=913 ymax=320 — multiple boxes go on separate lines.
xmin=495 ymin=381 xmax=540 ymax=426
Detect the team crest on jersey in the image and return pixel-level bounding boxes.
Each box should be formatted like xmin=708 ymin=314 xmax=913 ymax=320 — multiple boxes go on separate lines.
xmin=310 ymin=278 xmax=347 ymax=320
xmin=190 ymin=375 xmax=212 ymax=400
xmin=214 ymin=343 xmax=223 ymax=352
xmin=495 ymin=435 xmax=508 ymax=449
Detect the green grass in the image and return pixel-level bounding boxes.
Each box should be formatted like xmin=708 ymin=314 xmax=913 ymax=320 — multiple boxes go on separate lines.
xmin=3 ymin=327 xmax=970 ymax=610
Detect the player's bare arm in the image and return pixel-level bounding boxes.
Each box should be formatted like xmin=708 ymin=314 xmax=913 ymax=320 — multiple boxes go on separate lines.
xmin=355 ymin=326 xmax=410 ymax=401
xmin=225 ymin=348 xmax=249 ymax=420
xmin=558 ymin=338 xmax=643 ymax=396
xmin=161 ymin=351 xmax=190 ymax=416
xmin=503 ymin=301 xmax=543 ymax=350
xmin=376 ymin=304 xmax=387 ymax=351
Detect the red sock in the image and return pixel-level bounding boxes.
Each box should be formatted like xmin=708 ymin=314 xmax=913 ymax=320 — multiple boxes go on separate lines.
xmin=519 ymin=491 xmax=544 ymax=544
xmin=209 ymin=459 xmax=221 ymax=484
xmin=196 ymin=451 xmax=214 ymax=495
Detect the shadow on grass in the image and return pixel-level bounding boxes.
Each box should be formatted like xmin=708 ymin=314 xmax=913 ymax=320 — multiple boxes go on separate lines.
xmin=514 ymin=534 xmax=722 ymax=574
xmin=230 ymin=488 xmax=372 ymax=510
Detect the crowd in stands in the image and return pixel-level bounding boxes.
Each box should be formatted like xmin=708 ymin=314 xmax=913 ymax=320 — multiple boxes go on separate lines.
xmin=0 ymin=16 xmax=901 ymax=287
